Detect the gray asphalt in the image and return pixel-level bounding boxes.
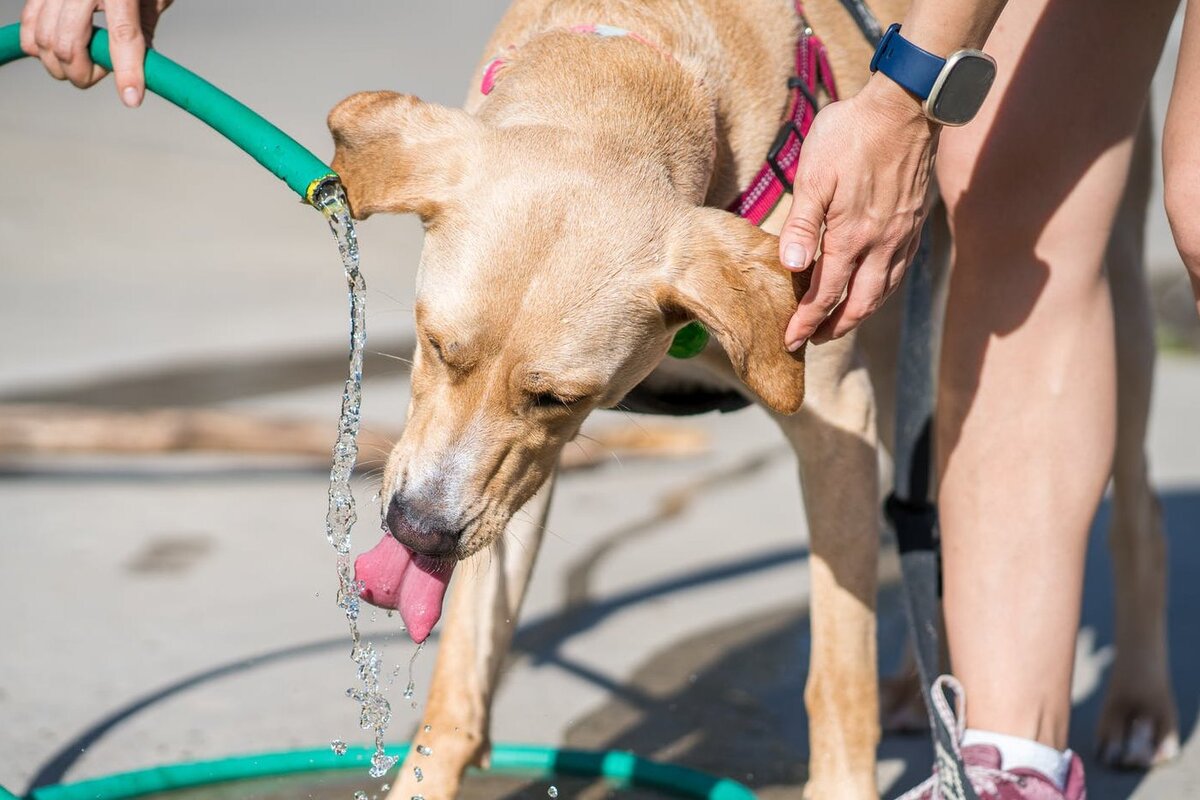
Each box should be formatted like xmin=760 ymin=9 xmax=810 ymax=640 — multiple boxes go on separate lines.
xmin=1 ymin=2 xmax=1198 ymax=799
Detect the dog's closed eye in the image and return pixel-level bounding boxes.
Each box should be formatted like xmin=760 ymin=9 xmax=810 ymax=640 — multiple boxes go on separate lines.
xmin=426 ymin=335 xmax=445 ymax=362
xmin=529 ymin=391 xmax=582 ymax=411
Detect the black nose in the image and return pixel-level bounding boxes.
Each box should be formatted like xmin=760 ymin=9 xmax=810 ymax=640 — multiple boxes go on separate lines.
xmin=385 ymin=495 xmax=460 ymax=557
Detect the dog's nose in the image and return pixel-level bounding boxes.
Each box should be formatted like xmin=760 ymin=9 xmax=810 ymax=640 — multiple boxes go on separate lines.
xmin=385 ymin=495 xmax=460 ymax=557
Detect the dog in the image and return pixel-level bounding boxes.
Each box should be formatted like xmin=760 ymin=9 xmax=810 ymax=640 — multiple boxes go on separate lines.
xmin=327 ymin=0 xmax=1177 ymax=796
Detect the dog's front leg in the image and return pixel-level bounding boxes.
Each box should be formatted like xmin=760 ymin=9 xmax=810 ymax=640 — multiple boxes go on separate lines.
xmin=773 ymin=335 xmax=880 ymax=800
xmin=385 ymin=479 xmax=554 ymax=800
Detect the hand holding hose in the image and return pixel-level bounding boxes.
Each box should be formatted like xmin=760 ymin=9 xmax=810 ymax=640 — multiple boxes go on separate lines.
xmin=19 ymin=0 xmax=172 ymax=107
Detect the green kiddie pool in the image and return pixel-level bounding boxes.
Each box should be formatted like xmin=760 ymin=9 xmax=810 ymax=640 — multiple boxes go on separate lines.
xmin=0 ymin=743 xmax=756 ymax=800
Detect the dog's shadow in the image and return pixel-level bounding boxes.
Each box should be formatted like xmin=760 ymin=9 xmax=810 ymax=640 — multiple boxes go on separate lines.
xmin=502 ymin=488 xmax=1200 ymax=800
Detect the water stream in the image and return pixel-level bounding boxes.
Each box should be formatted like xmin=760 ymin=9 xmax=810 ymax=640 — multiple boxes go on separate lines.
xmin=313 ymin=181 xmax=400 ymax=780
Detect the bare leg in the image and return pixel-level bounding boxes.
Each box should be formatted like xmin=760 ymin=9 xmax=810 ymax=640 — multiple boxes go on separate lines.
xmin=772 ymin=334 xmax=880 ymax=799
xmin=935 ymin=0 xmax=1178 ymax=749
xmin=1164 ymin=0 xmax=1200 ymax=311
xmin=385 ymin=480 xmax=553 ymax=800
xmin=1096 ymin=107 xmax=1180 ymax=770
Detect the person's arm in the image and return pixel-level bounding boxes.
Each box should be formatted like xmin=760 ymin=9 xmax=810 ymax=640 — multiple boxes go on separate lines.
xmin=19 ymin=0 xmax=173 ymax=108
xmin=780 ymin=0 xmax=1007 ymax=350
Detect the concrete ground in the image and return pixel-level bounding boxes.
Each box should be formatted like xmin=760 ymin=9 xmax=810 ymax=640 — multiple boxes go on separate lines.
xmin=1 ymin=2 xmax=1199 ymax=798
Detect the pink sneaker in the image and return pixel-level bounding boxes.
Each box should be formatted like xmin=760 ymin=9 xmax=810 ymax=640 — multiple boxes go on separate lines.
xmin=896 ymin=676 xmax=1087 ymax=800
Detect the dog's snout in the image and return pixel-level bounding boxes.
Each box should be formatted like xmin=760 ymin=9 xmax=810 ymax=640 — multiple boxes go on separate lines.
xmin=385 ymin=494 xmax=460 ymax=557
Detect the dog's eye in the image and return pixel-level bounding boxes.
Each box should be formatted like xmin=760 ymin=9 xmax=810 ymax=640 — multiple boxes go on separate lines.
xmin=426 ymin=336 xmax=444 ymax=362
xmin=530 ymin=392 xmax=580 ymax=410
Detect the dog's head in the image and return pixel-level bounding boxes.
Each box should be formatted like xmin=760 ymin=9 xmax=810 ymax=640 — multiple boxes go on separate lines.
xmin=330 ymin=91 xmax=805 ymax=635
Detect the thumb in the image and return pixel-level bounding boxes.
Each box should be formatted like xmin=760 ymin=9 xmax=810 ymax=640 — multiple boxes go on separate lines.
xmin=778 ymin=181 xmax=827 ymax=273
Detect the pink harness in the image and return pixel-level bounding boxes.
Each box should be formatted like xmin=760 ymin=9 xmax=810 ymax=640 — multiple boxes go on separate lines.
xmin=479 ymin=3 xmax=839 ymax=228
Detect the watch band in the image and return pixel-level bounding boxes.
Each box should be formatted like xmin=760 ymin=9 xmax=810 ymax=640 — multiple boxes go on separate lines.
xmin=869 ymin=23 xmax=943 ymax=101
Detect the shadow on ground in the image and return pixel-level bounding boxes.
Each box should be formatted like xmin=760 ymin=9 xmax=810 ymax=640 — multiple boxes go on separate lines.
xmin=19 ymin=488 xmax=1200 ymax=799
xmin=551 ymin=489 xmax=1200 ymax=800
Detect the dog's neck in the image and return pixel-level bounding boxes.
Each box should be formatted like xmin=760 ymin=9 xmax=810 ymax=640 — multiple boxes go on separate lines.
xmin=473 ymin=29 xmax=724 ymax=204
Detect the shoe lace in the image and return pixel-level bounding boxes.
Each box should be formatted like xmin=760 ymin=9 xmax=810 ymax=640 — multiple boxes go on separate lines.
xmin=896 ymin=675 xmax=1026 ymax=800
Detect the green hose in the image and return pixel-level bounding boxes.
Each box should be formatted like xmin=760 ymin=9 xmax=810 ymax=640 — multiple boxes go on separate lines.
xmin=1 ymin=743 xmax=755 ymax=800
xmin=0 ymin=23 xmax=336 ymax=203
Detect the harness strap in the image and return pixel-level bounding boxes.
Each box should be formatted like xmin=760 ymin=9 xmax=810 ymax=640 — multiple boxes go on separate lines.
xmin=727 ymin=1 xmax=839 ymax=226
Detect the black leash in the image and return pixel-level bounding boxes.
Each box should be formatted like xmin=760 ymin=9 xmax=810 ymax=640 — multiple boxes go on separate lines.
xmin=830 ymin=3 xmax=979 ymax=796
xmin=836 ymin=0 xmax=884 ymax=44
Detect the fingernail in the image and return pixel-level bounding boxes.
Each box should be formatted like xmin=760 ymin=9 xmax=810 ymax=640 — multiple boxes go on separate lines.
xmin=122 ymin=86 xmax=140 ymax=107
xmin=786 ymin=338 xmax=804 ymax=353
xmin=783 ymin=243 xmax=807 ymax=269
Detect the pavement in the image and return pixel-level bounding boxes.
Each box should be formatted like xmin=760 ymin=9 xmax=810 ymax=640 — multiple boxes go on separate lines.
xmin=1 ymin=2 xmax=1199 ymax=799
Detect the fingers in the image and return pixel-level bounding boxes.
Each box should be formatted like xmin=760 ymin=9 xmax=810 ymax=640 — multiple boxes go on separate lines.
xmin=23 ymin=0 xmax=106 ymax=88
xmin=55 ymin=0 xmax=107 ymax=88
xmin=812 ymin=249 xmax=903 ymax=344
xmin=102 ymin=0 xmax=147 ymax=107
xmin=31 ymin=0 xmax=69 ymax=80
xmin=19 ymin=0 xmax=45 ymax=57
xmin=784 ymin=251 xmax=855 ymax=351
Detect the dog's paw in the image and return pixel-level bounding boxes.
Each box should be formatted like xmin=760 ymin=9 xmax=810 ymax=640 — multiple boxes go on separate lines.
xmin=879 ymin=670 xmax=928 ymax=734
xmin=1096 ymin=684 xmax=1180 ymax=769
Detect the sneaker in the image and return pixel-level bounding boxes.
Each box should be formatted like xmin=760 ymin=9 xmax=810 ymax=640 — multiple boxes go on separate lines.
xmin=896 ymin=676 xmax=1087 ymax=800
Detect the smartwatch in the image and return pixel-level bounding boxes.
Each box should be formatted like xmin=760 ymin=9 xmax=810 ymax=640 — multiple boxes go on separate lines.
xmin=869 ymin=23 xmax=997 ymax=126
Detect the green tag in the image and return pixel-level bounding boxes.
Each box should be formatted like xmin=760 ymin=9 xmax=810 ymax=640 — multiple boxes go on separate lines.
xmin=668 ymin=322 xmax=710 ymax=359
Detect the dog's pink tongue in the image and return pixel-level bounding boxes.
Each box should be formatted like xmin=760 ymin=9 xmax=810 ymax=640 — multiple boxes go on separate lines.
xmin=398 ymin=554 xmax=454 ymax=643
xmin=355 ymin=533 xmax=412 ymax=609
xmin=354 ymin=533 xmax=455 ymax=644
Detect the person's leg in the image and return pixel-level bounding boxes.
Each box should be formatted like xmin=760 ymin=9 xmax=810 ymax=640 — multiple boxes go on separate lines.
xmin=935 ymin=0 xmax=1179 ymax=753
xmin=1165 ymin=0 xmax=1200 ymax=310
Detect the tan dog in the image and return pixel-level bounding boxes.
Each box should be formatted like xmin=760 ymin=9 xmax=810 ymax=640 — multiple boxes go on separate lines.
xmin=328 ymin=0 xmax=1176 ymax=796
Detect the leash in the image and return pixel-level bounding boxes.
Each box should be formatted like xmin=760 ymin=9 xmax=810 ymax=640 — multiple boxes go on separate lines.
xmin=887 ymin=219 xmax=980 ymax=800
xmin=828 ymin=1 xmax=979 ymax=796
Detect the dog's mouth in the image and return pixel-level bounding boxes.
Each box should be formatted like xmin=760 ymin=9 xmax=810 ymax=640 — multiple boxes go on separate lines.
xmin=354 ymin=532 xmax=456 ymax=643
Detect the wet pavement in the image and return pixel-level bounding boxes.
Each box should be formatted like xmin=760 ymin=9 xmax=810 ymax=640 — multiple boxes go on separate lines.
xmin=2 ymin=2 xmax=1199 ymax=799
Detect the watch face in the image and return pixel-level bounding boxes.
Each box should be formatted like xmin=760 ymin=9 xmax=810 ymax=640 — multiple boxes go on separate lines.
xmin=930 ymin=53 xmax=997 ymax=126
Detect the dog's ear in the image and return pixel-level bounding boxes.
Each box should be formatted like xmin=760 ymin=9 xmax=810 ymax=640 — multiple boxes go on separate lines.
xmin=328 ymin=91 xmax=480 ymax=220
xmin=662 ymin=207 xmax=809 ymax=414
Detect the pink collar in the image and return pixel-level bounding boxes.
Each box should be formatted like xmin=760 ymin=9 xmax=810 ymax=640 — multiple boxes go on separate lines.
xmin=479 ymin=6 xmax=838 ymax=228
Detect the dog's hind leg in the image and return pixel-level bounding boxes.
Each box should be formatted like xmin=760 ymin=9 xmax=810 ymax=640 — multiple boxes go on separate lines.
xmin=385 ymin=479 xmax=554 ymax=800
xmin=772 ymin=335 xmax=880 ymax=799
xmin=1095 ymin=108 xmax=1179 ymax=770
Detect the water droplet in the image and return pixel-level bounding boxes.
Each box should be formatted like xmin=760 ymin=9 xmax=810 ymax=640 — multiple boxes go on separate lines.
xmin=411 ymin=796 xmax=425 ymax=800
xmin=423 ymin=724 xmax=432 ymax=732
xmin=355 ymin=792 xmax=369 ymax=800
xmin=330 ymin=739 xmax=348 ymax=756
xmin=381 ymin=785 xmax=390 ymax=792
xmin=416 ymin=745 xmax=432 ymax=756
xmin=369 ymin=749 xmax=399 ymax=778
xmin=548 ymin=786 xmax=559 ymax=798
xmin=414 ymin=766 xmax=424 ymax=782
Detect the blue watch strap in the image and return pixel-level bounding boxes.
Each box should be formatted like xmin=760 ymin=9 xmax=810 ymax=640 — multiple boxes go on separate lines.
xmin=869 ymin=23 xmax=943 ymax=100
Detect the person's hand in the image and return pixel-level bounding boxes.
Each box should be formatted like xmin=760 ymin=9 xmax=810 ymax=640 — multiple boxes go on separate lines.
xmin=19 ymin=0 xmax=173 ymax=107
xmin=780 ymin=73 xmax=939 ymax=350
